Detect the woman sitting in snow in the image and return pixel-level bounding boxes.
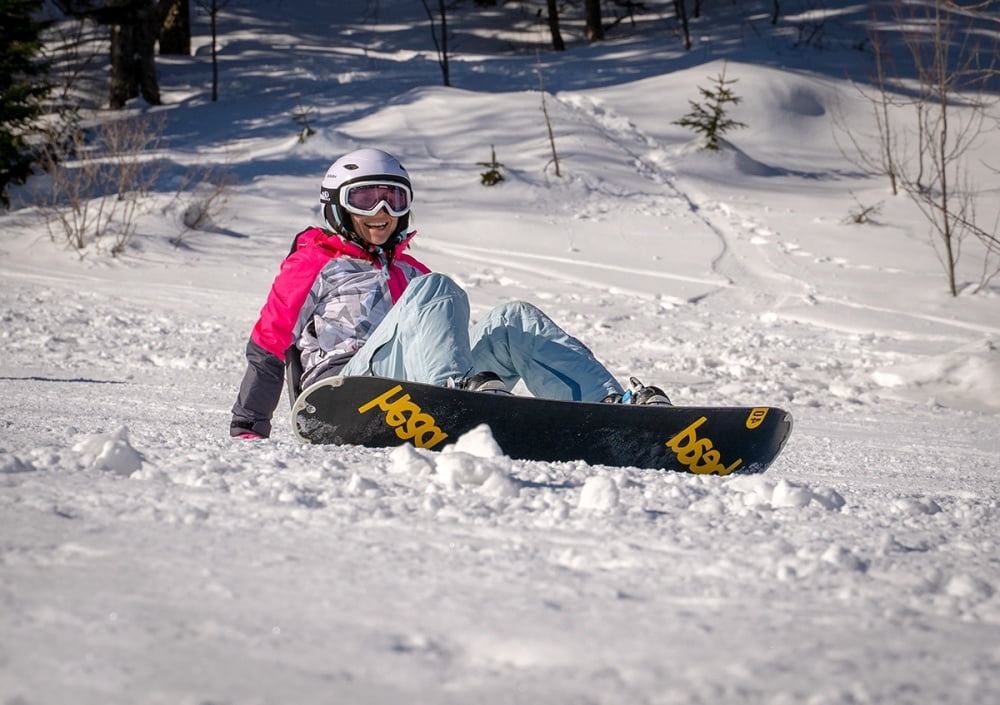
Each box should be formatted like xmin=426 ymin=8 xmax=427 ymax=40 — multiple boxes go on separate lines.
xmin=230 ymin=148 xmax=669 ymax=439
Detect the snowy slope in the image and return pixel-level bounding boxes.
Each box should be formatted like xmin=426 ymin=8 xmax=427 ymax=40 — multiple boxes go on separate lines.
xmin=1 ymin=1 xmax=998 ymax=703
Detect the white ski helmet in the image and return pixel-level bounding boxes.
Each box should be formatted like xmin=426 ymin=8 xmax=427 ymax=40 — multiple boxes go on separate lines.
xmin=319 ymin=148 xmax=413 ymax=244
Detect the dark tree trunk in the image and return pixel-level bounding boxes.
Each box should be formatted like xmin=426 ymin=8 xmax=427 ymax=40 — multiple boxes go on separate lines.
xmin=546 ymin=0 xmax=565 ymax=51
xmin=419 ymin=0 xmax=450 ymax=87
xmin=210 ymin=3 xmax=218 ymax=100
xmin=134 ymin=1 xmax=160 ymax=102
xmin=103 ymin=1 xmax=161 ymax=108
xmin=108 ymin=20 xmax=135 ymax=107
xmin=584 ymin=0 xmax=604 ymax=41
xmin=674 ymin=0 xmax=692 ymax=50
xmin=53 ymin=1 xmax=165 ymax=108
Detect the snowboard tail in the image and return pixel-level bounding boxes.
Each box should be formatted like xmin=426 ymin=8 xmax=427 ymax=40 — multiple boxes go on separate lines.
xmin=292 ymin=376 xmax=792 ymax=475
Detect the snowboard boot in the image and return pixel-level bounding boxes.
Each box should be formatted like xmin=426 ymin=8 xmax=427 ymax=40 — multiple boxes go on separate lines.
xmin=452 ymin=370 xmax=511 ymax=395
xmin=602 ymin=376 xmax=671 ymax=405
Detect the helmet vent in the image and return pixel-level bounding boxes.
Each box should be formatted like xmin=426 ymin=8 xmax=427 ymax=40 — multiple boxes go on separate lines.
xmin=345 ymin=163 xmax=359 ymax=170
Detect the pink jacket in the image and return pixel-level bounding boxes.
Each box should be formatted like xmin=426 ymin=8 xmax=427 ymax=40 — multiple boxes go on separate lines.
xmin=231 ymin=227 xmax=430 ymax=437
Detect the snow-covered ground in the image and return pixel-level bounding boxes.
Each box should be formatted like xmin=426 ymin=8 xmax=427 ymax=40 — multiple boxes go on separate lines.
xmin=2 ymin=1 xmax=998 ymax=702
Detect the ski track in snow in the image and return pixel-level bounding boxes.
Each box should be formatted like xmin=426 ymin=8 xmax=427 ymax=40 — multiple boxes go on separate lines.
xmin=552 ymin=90 xmax=1000 ymax=347
xmin=555 ymin=91 xmax=813 ymax=300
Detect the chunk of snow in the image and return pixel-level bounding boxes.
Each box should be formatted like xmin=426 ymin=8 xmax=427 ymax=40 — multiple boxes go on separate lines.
xmin=71 ymin=426 xmax=144 ymax=476
xmin=0 ymin=453 xmax=35 ymax=474
xmin=578 ymin=475 xmax=620 ymax=512
xmin=443 ymin=423 xmax=505 ymax=458
xmin=389 ymin=443 xmax=435 ymax=476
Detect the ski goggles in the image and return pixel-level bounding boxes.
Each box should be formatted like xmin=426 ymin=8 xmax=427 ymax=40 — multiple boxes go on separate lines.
xmin=340 ymin=181 xmax=412 ymax=217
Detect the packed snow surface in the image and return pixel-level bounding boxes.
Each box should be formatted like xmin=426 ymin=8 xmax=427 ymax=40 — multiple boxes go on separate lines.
xmin=1 ymin=1 xmax=998 ymax=703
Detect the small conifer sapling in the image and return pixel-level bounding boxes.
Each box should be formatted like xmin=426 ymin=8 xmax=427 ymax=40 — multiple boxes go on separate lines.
xmin=673 ymin=62 xmax=747 ymax=151
xmin=478 ymin=145 xmax=505 ymax=186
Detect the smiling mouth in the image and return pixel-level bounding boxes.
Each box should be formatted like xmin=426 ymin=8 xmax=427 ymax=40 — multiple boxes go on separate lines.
xmin=365 ymin=221 xmax=389 ymax=230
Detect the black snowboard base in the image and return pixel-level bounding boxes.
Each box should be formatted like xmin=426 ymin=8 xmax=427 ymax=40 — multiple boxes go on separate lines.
xmin=291 ymin=376 xmax=793 ymax=475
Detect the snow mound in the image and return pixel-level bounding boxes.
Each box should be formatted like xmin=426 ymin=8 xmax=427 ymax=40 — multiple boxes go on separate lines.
xmin=389 ymin=443 xmax=436 ymax=476
xmin=781 ymin=86 xmax=827 ymax=117
xmin=577 ymin=475 xmax=621 ymax=512
xmin=872 ymin=339 xmax=1000 ymax=412
xmin=726 ymin=476 xmax=845 ymax=511
xmin=71 ymin=426 xmax=145 ymax=476
xmin=0 ymin=453 xmax=35 ymax=474
xmin=672 ymin=138 xmax=783 ymax=178
xmin=443 ymin=423 xmax=505 ymax=458
xmin=392 ymin=425 xmax=520 ymax=497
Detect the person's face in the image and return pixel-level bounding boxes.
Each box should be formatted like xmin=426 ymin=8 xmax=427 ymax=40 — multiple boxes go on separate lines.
xmin=350 ymin=208 xmax=398 ymax=247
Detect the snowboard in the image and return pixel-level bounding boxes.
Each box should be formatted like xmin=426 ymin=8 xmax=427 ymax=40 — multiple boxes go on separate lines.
xmin=291 ymin=376 xmax=792 ymax=475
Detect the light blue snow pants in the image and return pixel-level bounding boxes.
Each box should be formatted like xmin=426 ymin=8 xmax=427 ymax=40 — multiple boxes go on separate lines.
xmin=340 ymin=273 xmax=624 ymax=402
